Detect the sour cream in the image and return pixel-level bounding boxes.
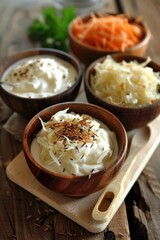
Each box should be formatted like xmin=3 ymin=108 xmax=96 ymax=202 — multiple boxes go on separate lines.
xmin=2 ymin=56 xmax=77 ymax=98
xmin=31 ymin=108 xmax=118 ymax=176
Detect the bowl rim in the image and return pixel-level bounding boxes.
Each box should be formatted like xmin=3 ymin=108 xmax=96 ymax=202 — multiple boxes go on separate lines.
xmin=84 ymin=54 xmax=160 ymax=111
xmin=0 ymin=48 xmax=82 ymax=101
xmin=23 ymin=101 xmax=128 ymax=180
xmin=68 ymin=12 xmax=151 ymax=53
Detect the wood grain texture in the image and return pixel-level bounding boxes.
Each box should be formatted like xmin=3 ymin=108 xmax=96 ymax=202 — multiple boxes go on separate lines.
xmin=92 ymin=117 xmax=160 ymax=222
xmin=0 ymin=0 xmax=160 ymax=239
xmin=6 ymin=115 xmax=159 ymax=233
xmin=0 ymin=0 xmax=130 ymax=239
xmin=23 ymin=102 xmax=127 ymax=197
xmin=121 ymin=0 xmax=160 ymax=63
xmin=120 ymin=1 xmax=160 ymax=239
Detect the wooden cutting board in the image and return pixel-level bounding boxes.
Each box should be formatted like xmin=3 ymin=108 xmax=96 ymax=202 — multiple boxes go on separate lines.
xmin=6 ymin=115 xmax=160 ymax=233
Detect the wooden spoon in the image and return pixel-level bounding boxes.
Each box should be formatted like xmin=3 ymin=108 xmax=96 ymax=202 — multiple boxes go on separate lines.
xmin=92 ymin=125 xmax=152 ymax=222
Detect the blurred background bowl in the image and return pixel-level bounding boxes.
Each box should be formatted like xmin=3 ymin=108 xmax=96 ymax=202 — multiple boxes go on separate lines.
xmin=23 ymin=102 xmax=128 ymax=197
xmin=0 ymin=48 xmax=82 ymax=119
xmin=68 ymin=12 xmax=151 ymax=65
xmin=84 ymin=54 xmax=160 ymax=131
xmin=54 ymin=0 xmax=104 ymax=15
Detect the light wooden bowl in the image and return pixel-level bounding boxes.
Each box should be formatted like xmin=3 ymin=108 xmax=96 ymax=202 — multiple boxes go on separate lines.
xmin=84 ymin=55 xmax=160 ymax=131
xmin=23 ymin=102 xmax=128 ymax=197
xmin=68 ymin=13 xmax=151 ymax=65
xmin=0 ymin=48 xmax=82 ymax=119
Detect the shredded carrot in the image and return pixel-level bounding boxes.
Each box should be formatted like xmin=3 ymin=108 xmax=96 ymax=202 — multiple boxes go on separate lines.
xmin=71 ymin=14 xmax=144 ymax=51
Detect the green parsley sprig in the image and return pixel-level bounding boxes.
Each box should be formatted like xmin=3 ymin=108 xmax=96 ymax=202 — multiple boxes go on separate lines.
xmin=28 ymin=6 xmax=76 ymax=52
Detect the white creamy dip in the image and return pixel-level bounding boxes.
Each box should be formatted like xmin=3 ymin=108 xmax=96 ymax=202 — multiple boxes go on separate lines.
xmin=31 ymin=108 xmax=118 ymax=176
xmin=2 ymin=56 xmax=77 ymax=98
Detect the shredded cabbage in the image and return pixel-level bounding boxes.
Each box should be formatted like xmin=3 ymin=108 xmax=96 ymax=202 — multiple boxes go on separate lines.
xmin=90 ymin=56 xmax=160 ymax=107
xmin=31 ymin=109 xmax=118 ymax=176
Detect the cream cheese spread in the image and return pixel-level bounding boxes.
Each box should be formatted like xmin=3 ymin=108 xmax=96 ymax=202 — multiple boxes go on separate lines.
xmin=2 ymin=56 xmax=77 ymax=98
xmin=31 ymin=108 xmax=118 ymax=176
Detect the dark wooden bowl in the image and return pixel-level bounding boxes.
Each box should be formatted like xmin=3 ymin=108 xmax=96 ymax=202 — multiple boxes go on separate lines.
xmin=84 ymin=55 xmax=160 ymax=131
xmin=23 ymin=102 xmax=128 ymax=197
xmin=0 ymin=48 xmax=82 ymax=119
xmin=68 ymin=13 xmax=151 ymax=65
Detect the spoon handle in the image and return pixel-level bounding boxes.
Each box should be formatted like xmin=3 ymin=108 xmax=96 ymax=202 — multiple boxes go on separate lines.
xmin=92 ymin=149 xmax=144 ymax=222
xmin=92 ymin=116 xmax=160 ymax=222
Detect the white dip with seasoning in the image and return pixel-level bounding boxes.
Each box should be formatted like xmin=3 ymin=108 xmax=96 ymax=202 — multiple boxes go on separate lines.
xmin=2 ymin=56 xmax=77 ymax=98
xmin=31 ymin=108 xmax=118 ymax=176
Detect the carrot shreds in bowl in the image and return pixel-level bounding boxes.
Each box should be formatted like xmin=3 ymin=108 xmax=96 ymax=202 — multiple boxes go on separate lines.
xmin=71 ymin=14 xmax=144 ymax=51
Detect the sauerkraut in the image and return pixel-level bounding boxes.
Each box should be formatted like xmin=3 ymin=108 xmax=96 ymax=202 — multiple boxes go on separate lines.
xmin=31 ymin=108 xmax=118 ymax=176
xmin=90 ymin=56 xmax=160 ymax=107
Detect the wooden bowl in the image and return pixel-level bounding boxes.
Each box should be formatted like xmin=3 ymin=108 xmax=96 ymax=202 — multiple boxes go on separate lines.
xmin=84 ymin=55 xmax=160 ymax=131
xmin=0 ymin=48 xmax=82 ymax=119
xmin=68 ymin=13 xmax=151 ymax=65
xmin=23 ymin=102 xmax=128 ymax=197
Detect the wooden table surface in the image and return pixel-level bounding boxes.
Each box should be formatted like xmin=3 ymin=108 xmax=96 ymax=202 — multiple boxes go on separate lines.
xmin=0 ymin=0 xmax=160 ymax=239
